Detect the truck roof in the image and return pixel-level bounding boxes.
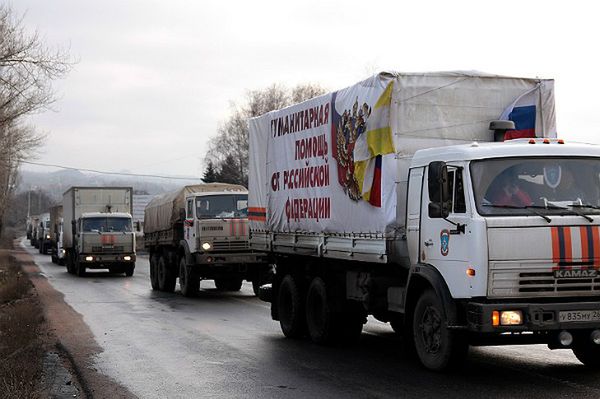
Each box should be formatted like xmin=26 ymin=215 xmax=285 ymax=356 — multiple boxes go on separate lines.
xmin=411 ymin=139 xmax=600 ymax=167
xmin=80 ymin=212 xmax=132 ymax=218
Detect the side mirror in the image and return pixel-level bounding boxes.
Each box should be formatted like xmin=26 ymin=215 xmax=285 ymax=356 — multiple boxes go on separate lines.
xmin=428 ymin=161 xmax=450 ymax=219
xmin=135 ymin=221 xmax=141 ymax=232
xmin=71 ymin=220 xmax=77 ymax=235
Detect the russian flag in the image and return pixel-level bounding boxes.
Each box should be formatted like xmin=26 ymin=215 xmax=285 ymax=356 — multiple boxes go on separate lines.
xmin=499 ymin=84 xmax=540 ymax=140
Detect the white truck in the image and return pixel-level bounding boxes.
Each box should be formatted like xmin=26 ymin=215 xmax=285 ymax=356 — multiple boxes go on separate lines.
xmin=49 ymin=205 xmax=65 ymax=265
xmin=143 ymin=183 xmax=270 ymax=296
xmin=36 ymin=212 xmax=51 ymax=254
xmin=249 ymin=71 xmax=600 ymax=370
xmin=63 ymin=187 xmax=136 ymax=277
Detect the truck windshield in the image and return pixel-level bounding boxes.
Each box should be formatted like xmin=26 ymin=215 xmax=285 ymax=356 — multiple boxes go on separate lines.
xmin=81 ymin=217 xmax=132 ymax=232
xmin=471 ymin=157 xmax=600 ymax=216
xmin=196 ymin=194 xmax=248 ymax=219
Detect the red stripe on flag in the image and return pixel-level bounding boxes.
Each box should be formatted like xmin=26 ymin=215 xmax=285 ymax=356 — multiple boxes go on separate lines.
xmin=504 ymin=129 xmax=535 ymax=140
xmin=368 ymin=157 xmax=382 ymax=208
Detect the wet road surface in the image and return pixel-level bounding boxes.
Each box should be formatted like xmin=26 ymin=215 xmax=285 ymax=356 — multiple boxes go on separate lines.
xmin=21 ymin=240 xmax=600 ymax=398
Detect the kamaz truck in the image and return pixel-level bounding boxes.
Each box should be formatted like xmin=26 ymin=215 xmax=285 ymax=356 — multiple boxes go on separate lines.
xmin=63 ymin=187 xmax=136 ymax=277
xmin=249 ymin=71 xmax=600 ymax=370
xmin=143 ymin=183 xmax=270 ymax=297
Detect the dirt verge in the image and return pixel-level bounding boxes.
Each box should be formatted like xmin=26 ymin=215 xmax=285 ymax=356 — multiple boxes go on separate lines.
xmin=2 ymin=238 xmax=137 ymax=399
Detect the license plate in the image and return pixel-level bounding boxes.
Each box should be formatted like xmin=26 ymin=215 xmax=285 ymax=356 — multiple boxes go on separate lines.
xmin=559 ymin=310 xmax=600 ymax=323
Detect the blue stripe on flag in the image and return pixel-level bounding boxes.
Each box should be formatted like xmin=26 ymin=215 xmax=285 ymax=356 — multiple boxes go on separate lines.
xmin=509 ymin=105 xmax=536 ymax=130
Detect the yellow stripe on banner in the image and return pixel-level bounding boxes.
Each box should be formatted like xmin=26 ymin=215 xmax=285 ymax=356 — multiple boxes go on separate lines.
xmin=354 ymin=159 xmax=369 ymax=194
xmin=366 ymin=127 xmax=395 ymax=156
xmin=374 ymin=81 xmax=393 ymax=109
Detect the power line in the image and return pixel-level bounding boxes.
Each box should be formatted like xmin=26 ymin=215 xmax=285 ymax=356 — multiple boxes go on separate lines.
xmin=20 ymin=160 xmax=202 ymax=181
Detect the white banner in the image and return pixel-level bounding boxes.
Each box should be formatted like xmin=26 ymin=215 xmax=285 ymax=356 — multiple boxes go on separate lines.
xmin=257 ymin=74 xmax=398 ymax=234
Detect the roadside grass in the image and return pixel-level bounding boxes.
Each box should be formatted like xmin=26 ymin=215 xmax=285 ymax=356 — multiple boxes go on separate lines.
xmin=0 ymin=237 xmax=46 ymax=398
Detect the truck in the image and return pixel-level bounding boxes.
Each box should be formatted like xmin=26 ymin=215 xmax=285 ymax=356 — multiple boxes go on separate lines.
xmin=36 ymin=212 xmax=51 ymax=254
xmin=249 ymin=71 xmax=600 ymax=371
xmin=63 ymin=187 xmax=136 ymax=277
xmin=49 ymin=205 xmax=65 ymax=265
xmin=143 ymin=183 xmax=271 ymax=297
xmin=27 ymin=215 xmax=39 ymax=243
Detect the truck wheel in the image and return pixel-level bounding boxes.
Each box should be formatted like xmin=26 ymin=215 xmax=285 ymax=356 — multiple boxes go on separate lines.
xmin=412 ymin=289 xmax=468 ymax=371
xmin=158 ymin=256 xmax=176 ymax=292
xmin=306 ymin=277 xmax=340 ymax=344
xmin=149 ymin=255 xmax=160 ymax=290
xmin=278 ymin=275 xmax=306 ymax=338
xmin=76 ymin=259 xmax=86 ymax=277
xmin=179 ymin=258 xmax=199 ymax=297
xmin=572 ymin=341 xmax=600 ymax=368
xmin=51 ymin=254 xmax=57 ymax=264
xmin=125 ymin=263 xmax=135 ymax=277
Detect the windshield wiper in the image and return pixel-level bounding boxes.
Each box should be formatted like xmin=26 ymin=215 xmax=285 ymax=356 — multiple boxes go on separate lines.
xmin=533 ymin=203 xmax=594 ymax=223
xmin=482 ymin=204 xmax=552 ymax=223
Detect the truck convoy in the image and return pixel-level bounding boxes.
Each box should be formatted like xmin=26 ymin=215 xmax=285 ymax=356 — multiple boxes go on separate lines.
xmin=49 ymin=205 xmax=65 ymax=265
xmin=143 ymin=183 xmax=270 ymax=297
xmin=249 ymin=71 xmax=600 ymax=370
xmin=63 ymin=187 xmax=136 ymax=277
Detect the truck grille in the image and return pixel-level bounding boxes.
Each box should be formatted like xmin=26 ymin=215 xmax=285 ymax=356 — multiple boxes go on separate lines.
xmin=92 ymin=246 xmax=125 ymax=253
xmin=211 ymin=240 xmax=249 ymax=251
xmin=489 ymin=262 xmax=600 ymax=298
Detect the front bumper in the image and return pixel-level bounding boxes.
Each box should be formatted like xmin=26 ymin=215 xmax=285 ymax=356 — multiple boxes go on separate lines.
xmin=467 ymin=300 xmax=600 ymax=333
xmin=194 ymin=252 xmax=267 ymax=266
xmin=78 ymin=253 xmax=136 ymax=268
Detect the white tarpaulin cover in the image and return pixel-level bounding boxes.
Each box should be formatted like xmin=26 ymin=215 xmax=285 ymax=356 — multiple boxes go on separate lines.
xmin=248 ymin=71 xmax=556 ymax=235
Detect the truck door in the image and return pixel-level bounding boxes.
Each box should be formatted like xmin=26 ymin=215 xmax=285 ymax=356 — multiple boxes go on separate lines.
xmin=421 ymin=166 xmax=472 ymax=298
xmin=184 ymin=198 xmax=197 ymax=253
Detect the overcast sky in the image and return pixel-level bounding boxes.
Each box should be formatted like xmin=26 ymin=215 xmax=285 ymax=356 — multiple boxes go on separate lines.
xmin=12 ymin=0 xmax=600 ymax=178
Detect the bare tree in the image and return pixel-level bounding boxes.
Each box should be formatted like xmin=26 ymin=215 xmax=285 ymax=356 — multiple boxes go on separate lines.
xmin=205 ymin=83 xmax=326 ymax=186
xmin=0 ymin=5 xmax=73 ymax=237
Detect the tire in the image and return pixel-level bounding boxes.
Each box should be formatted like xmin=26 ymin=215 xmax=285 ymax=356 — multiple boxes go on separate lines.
xmin=66 ymin=251 xmax=75 ymax=274
xmin=305 ymin=277 xmax=339 ymax=344
xmin=412 ymin=289 xmax=468 ymax=371
xmin=278 ymin=274 xmax=306 ymax=338
xmin=572 ymin=341 xmax=600 ymax=368
xmin=51 ymin=254 xmax=57 ymax=264
xmin=125 ymin=263 xmax=135 ymax=277
xmin=179 ymin=258 xmax=199 ymax=297
xmin=158 ymin=255 xmax=176 ymax=292
xmin=149 ymin=255 xmax=160 ymax=290
xmin=76 ymin=258 xmax=86 ymax=277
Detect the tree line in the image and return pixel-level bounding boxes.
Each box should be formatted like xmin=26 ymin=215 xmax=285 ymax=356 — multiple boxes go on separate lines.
xmin=202 ymin=83 xmax=326 ymax=186
xmin=0 ymin=5 xmax=73 ymax=237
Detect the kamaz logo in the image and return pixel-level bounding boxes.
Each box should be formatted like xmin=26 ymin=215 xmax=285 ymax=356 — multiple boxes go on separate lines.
xmin=554 ymin=269 xmax=598 ymax=279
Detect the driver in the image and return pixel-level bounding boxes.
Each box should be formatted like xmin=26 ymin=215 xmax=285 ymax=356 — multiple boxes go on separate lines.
xmin=489 ymin=171 xmax=533 ymax=207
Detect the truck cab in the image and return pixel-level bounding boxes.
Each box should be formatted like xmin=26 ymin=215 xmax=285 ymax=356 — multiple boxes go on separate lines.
xmin=181 ymin=191 xmax=267 ymax=292
xmin=402 ymin=138 xmax=600 ymax=368
xmin=37 ymin=213 xmax=51 ymax=254
xmin=73 ymin=212 xmax=136 ymax=276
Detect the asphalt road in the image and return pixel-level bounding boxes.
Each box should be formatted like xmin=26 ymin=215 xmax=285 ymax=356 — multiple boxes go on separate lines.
xmin=22 ymin=240 xmax=600 ymax=399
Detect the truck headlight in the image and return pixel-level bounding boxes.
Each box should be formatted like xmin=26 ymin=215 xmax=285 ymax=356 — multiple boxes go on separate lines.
xmin=202 ymin=242 xmax=212 ymax=251
xmin=492 ymin=310 xmax=523 ymax=326
xmin=46 ymin=234 xmax=51 ymax=239
xmin=85 ymin=256 xmax=94 ymax=262
xmin=123 ymin=256 xmax=131 ymax=261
